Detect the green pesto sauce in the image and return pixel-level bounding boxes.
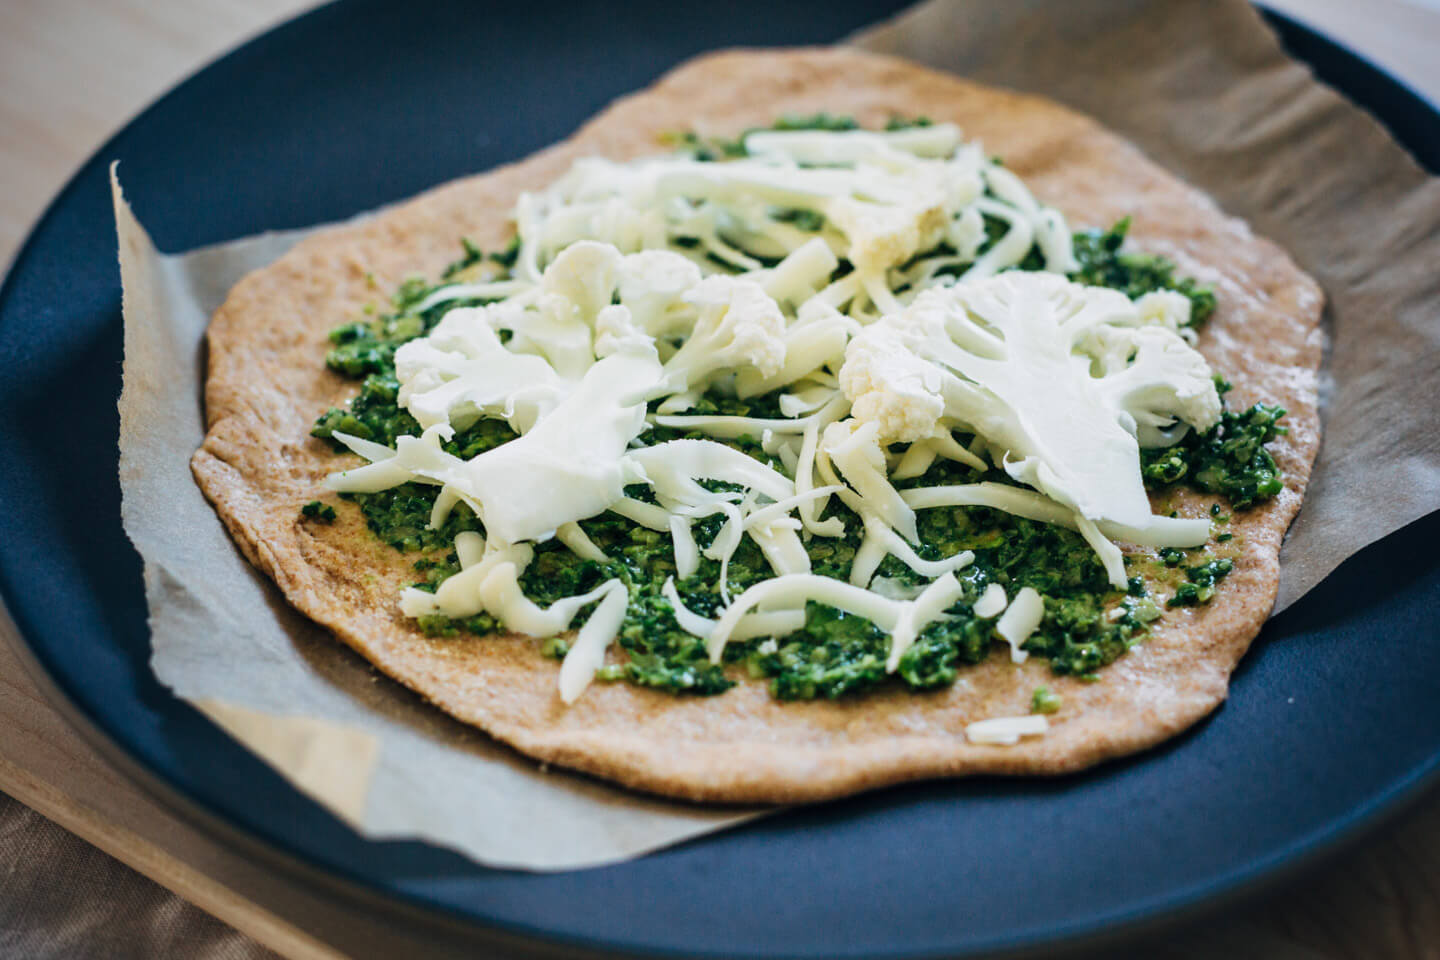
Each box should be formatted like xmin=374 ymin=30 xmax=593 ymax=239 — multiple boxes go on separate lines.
xmin=1031 ymin=686 xmax=1062 ymax=715
xmin=305 ymin=116 xmax=1288 ymax=701
xmin=1141 ymin=383 xmax=1287 ymax=507
xmin=1066 ymin=219 xmax=1216 ymax=326
xmin=300 ymin=500 xmax=336 ymax=523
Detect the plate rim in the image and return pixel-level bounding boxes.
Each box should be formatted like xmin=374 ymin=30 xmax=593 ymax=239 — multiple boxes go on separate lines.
xmin=1 ymin=4 xmax=1438 ymax=958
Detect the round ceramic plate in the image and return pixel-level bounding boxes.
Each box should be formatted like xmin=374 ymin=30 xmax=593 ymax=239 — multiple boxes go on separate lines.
xmin=1 ymin=2 xmax=1437 ymax=957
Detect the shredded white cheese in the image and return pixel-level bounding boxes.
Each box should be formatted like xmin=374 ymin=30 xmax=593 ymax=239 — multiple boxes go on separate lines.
xmin=965 ymin=715 xmax=1049 ymax=745
xmin=318 ymin=124 xmax=1225 ymax=702
xmin=558 ymin=581 xmax=628 ymax=703
xmin=703 ymin=572 xmax=967 ymax=672
xmin=661 ymin=578 xmax=806 ymax=643
xmin=668 ymin=514 xmax=700 ymax=580
xmin=973 ymin=583 xmax=1008 ymax=619
xmin=995 ymin=587 xmax=1045 ymax=664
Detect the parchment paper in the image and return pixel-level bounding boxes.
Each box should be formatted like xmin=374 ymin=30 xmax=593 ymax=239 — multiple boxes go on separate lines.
xmin=116 ymin=0 xmax=1440 ymax=870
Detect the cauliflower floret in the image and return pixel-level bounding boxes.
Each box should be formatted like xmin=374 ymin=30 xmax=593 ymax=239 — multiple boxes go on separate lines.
xmin=1134 ymin=290 xmax=1197 ymax=343
xmin=826 ymin=194 xmax=948 ymax=315
xmin=839 ymin=323 xmax=946 ymax=443
xmin=593 ymin=304 xmax=656 ymax=359
xmin=616 ymin=249 xmax=702 ymax=336
xmin=495 ymin=291 xmax=596 ymax=380
xmin=735 ymin=291 xmax=852 ymax=399
xmin=540 ymin=240 xmax=622 ymax=320
xmin=733 ymin=320 xmax=849 ymax=399
xmin=659 ymin=276 xmax=787 ymax=397
xmin=1084 ymin=324 xmax=1222 ymax=447
xmin=485 ymin=241 xmax=631 ymax=379
xmin=490 ymin=240 xmax=696 ymax=377
xmin=826 ymin=196 xmax=947 ymax=277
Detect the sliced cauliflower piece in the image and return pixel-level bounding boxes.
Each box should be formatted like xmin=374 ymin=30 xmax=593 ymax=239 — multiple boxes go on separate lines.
xmin=394 ymin=307 xmax=565 ymax=434
xmin=840 ymin=271 xmax=1220 ymax=531
xmin=452 ymin=349 xmax=662 ymax=544
xmin=1084 ymin=324 xmax=1221 ymax=447
xmin=332 ymin=350 xmax=663 ymax=545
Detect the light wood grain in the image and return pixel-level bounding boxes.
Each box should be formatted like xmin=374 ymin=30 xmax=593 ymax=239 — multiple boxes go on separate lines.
xmin=0 ymin=614 xmax=542 ymax=960
xmin=1265 ymin=0 xmax=1440 ymax=105
xmin=1 ymin=2 xmax=1437 ymax=958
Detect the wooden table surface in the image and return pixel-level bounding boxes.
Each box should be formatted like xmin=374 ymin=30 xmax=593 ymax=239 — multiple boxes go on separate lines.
xmin=2 ymin=2 xmax=1439 ymax=957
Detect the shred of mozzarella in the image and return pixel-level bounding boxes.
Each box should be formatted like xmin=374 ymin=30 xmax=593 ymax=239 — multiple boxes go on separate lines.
xmin=973 ymin=583 xmax=1008 ymax=619
xmin=669 ymin=514 xmax=700 ymax=580
xmin=704 ymin=572 xmax=967 ymax=671
xmin=995 ymin=587 xmax=1045 ymax=664
xmin=558 ymin=581 xmax=629 ymax=703
xmin=661 ymin=578 xmax=806 ymax=642
xmin=965 ymin=715 xmax=1049 ymax=745
xmin=900 ymin=483 xmax=1210 ymax=549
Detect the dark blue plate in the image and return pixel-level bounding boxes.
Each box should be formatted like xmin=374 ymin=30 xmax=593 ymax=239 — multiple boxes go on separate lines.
xmin=2 ymin=3 xmax=1437 ymax=957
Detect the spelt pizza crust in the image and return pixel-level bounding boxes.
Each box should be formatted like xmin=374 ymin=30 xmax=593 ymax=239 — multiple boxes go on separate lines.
xmin=191 ymin=47 xmax=1324 ymax=804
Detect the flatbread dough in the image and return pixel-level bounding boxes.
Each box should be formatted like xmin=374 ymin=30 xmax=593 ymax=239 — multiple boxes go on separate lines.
xmin=192 ymin=48 xmax=1323 ymax=803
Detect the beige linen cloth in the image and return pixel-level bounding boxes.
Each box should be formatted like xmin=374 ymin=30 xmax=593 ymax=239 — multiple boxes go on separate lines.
xmin=114 ymin=0 xmax=1440 ymax=873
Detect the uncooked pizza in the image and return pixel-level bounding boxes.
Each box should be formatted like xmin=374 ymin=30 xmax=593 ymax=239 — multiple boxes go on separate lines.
xmin=192 ymin=48 xmax=1323 ymax=803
